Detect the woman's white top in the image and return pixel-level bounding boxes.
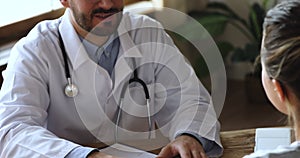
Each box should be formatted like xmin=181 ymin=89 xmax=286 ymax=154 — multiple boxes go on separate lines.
xmin=244 ymin=141 xmax=300 ymax=158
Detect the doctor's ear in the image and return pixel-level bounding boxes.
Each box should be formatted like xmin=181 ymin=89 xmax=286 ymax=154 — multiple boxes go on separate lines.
xmin=60 ymin=0 xmax=70 ymax=8
xmin=272 ymin=79 xmax=286 ymax=102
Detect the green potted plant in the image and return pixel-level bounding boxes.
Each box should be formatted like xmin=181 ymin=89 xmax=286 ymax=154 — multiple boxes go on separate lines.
xmin=173 ymin=0 xmax=278 ymax=103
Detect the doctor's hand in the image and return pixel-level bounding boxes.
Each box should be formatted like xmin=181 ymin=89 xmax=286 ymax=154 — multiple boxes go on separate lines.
xmin=157 ymin=135 xmax=208 ymax=158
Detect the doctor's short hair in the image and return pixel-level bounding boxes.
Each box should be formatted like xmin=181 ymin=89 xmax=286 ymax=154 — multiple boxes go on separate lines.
xmin=261 ymin=0 xmax=300 ymax=99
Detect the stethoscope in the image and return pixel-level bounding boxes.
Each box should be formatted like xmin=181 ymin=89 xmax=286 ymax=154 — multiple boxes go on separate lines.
xmin=58 ymin=30 xmax=152 ymax=140
xmin=58 ymin=30 xmax=79 ymax=98
xmin=115 ymin=60 xmax=152 ymax=141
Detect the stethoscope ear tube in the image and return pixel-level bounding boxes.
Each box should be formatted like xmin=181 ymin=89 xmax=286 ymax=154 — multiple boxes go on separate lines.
xmin=146 ymin=99 xmax=151 ymax=139
xmin=115 ymin=98 xmax=124 ymax=143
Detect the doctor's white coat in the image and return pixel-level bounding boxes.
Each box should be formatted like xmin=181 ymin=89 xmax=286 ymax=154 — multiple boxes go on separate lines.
xmin=0 ymin=9 xmax=222 ymax=157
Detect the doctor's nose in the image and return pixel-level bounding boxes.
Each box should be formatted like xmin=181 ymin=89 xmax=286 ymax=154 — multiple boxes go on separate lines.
xmin=94 ymin=0 xmax=114 ymax=10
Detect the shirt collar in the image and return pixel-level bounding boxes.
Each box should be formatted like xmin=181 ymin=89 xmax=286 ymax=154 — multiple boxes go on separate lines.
xmin=79 ymin=33 xmax=118 ymax=63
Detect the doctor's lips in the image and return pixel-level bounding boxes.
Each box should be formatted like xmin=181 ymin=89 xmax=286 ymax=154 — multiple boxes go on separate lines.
xmin=92 ymin=8 xmax=120 ymax=20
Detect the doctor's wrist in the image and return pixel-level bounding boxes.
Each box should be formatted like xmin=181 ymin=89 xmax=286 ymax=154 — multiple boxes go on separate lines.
xmin=178 ymin=133 xmax=203 ymax=146
xmin=177 ymin=132 xmax=214 ymax=153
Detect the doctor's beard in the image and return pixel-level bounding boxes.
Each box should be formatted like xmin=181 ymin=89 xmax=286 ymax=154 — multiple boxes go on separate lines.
xmin=71 ymin=7 xmax=123 ymax=36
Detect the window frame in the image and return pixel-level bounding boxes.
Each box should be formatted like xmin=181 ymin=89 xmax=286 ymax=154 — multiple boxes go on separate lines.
xmin=0 ymin=8 xmax=65 ymax=46
xmin=0 ymin=0 xmax=150 ymax=47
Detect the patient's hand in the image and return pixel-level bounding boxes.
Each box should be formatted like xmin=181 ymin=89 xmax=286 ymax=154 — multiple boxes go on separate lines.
xmin=157 ymin=135 xmax=208 ymax=158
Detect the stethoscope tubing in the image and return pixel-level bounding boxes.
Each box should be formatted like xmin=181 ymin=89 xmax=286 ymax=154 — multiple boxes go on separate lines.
xmin=58 ymin=30 xmax=78 ymax=97
xmin=58 ymin=30 xmax=71 ymax=79
xmin=129 ymin=70 xmax=151 ymax=138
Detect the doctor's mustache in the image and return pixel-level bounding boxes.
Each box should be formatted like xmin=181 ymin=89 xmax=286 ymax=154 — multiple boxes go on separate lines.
xmin=92 ymin=8 xmax=123 ymax=15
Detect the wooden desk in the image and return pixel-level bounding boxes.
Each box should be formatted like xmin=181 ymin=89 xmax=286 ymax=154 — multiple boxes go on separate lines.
xmin=220 ymin=129 xmax=255 ymax=158
xmin=87 ymin=128 xmax=256 ymax=158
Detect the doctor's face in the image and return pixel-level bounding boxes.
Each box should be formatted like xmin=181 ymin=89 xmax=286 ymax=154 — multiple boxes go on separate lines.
xmin=62 ymin=0 xmax=124 ymax=36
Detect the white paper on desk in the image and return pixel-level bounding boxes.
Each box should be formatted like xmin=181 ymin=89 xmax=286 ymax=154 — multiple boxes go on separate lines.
xmin=255 ymin=127 xmax=292 ymax=152
xmin=100 ymin=143 xmax=157 ymax=158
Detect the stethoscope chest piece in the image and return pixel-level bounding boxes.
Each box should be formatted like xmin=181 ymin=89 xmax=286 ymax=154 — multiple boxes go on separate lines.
xmin=65 ymin=78 xmax=78 ymax=97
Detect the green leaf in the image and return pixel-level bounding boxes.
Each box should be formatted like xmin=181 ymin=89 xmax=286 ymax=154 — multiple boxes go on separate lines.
xmin=191 ymin=2 xmax=252 ymax=40
xmin=248 ymin=3 xmax=265 ymax=41
xmin=231 ymin=48 xmax=246 ymax=62
xmin=263 ymin=0 xmax=277 ymax=10
xmin=206 ymin=2 xmax=239 ymax=19
xmin=263 ymin=0 xmax=269 ymax=10
xmin=185 ymin=1 xmax=279 ymax=64
xmin=174 ymin=13 xmax=230 ymax=41
xmin=194 ymin=56 xmax=209 ymax=79
xmin=216 ymin=41 xmax=234 ymax=58
xmin=195 ymin=13 xmax=229 ymax=37
xmin=244 ymin=43 xmax=260 ymax=62
xmin=206 ymin=2 xmax=248 ymax=27
xmin=231 ymin=43 xmax=259 ymax=62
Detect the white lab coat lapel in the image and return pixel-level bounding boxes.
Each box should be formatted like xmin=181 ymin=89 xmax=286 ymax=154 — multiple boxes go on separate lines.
xmin=59 ymin=9 xmax=90 ymax=70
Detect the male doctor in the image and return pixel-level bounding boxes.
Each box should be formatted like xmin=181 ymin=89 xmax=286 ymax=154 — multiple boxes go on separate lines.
xmin=0 ymin=0 xmax=223 ymax=157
